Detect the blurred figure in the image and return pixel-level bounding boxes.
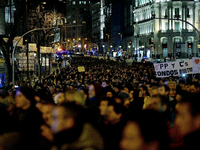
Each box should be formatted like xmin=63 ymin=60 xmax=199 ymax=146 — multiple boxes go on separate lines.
xmin=139 ymin=85 xmax=150 ymax=109
xmin=65 ymin=89 xmax=85 ymax=106
xmin=190 ymin=82 xmax=200 ymax=93
xmin=13 ymin=87 xmax=45 ymax=149
xmin=100 ymin=101 xmax=125 ymax=150
xmin=149 ymin=83 xmax=159 ymax=96
xmin=54 ymin=91 xmax=65 ymax=105
xmin=159 ymin=84 xmax=170 ymax=98
xmin=146 ymin=95 xmax=168 ymax=113
xmin=87 ymin=82 xmax=102 ymax=107
xmin=14 ymin=87 xmax=44 ymax=132
xmin=99 ymin=96 xmax=110 ymax=117
xmin=175 ymin=93 xmax=200 ymax=149
xmin=120 ymin=110 xmax=169 ymax=150
xmin=49 ymin=102 xmax=104 ymax=150
xmin=119 ymin=92 xmax=130 ymax=109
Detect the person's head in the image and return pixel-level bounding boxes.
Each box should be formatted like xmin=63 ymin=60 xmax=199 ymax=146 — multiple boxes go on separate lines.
xmin=54 ymin=91 xmax=65 ymax=105
xmin=158 ymin=85 xmax=170 ymax=97
xmin=50 ymin=102 xmax=84 ymax=134
xmin=123 ymin=83 xmax=132 ymax=94
xmin=101 ymin=80 xmax=108 ymax=88
xmin=150 ymin=83 xmax=159 ymax=96
xmin=99 ymin=96 xmax=113 ymax=116
xmin=190 ymin=82 xmax=200 ymax=93
xmin=0 ymin=89 xmax=9 ymax=100
xmin=106 ymin=89 xmax=115 ymax=98
xmin=175 ymin=93 xmax=200 ymax=137
xmin=65 ymin=89 xmax=85 ymax=106
xmin=35 ymin=88 xmax=53 ymax=103
xmin=106 ymin=101 xmax=124 ymax=124
xmin=139 ymin=85 xmax=149 ymax=98
xmin=175 ymin=85 xmax=189 ymax=102
xmin=120 ymin=110 xmax=169 ymax=150
xmin=113 ymin=95 xmax=124 ymax=104
xmin=88 ymin=82 xmax=102 ymax=99
xmin=78 ymin=86 xmax=88 ymax=101
xmin=15 ymin=87 xmax=36 ymax=110
xmin=119 ymin=92 xmax=130 ymax=109
xmin=146 ymin=95 xmax=168 ymax=112
xmin=37 ymin=103 xmax=54 ymax=126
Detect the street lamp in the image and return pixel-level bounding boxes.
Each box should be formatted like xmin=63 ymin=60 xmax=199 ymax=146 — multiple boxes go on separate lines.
xmin=12 ymin=27 xmax=59 ymax=85
xmin=12 ymin=25 xmax=83 ymax=85
xmin=128 ymin=45 xmax=131 ymax=55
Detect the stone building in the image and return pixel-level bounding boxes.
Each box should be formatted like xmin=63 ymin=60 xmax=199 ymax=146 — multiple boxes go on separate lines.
xmin=133 ymin=0 xmax=200 ymax=59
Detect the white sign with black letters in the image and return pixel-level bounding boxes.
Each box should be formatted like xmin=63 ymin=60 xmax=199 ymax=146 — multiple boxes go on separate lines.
xmin=154 ymin=60 xmax=193 ymax=78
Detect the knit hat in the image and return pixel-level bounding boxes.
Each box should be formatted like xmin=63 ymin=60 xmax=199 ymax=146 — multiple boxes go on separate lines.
xmin=16 ymin=87 xmax=36 ymax=105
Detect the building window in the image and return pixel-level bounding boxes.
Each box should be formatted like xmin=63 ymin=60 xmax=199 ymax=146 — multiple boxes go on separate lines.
xmin=175 ymin=22 xmax=180 ymax=31
xmin=164 ymin=9 xmax=168 ymax=17
xmin=72 ymin=1 xmax=76 ymax=5
xmin=187 ymin=8 xmax=190 ymax=17
xmin=165 ymin=22 xmax=168 ymax=30
xmin=79 ymin=1 xmax=81 ymax=4
xmin=73 ymin=20 xmax=76 ymax=24
xmin=84 ymin=1 xmax=86 ymax=4
xmin=175 ymin=8 xmax=180 ymax=18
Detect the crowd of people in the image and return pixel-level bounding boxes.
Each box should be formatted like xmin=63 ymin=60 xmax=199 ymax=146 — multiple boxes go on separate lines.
xmin=0 ymin=56 xmax=200 ymax=150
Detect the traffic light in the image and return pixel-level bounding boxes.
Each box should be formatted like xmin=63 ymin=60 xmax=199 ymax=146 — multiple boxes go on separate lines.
xmin=188 ymin=43 xmax=193 ymax=48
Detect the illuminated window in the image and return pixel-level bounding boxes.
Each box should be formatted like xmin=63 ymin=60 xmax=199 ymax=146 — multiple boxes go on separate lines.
xmin=72 ymin=1 xmax=76 ymax=5
xmin=79 ymin=1 xmax=81 ymax=4
xmin=73 ymin=20 xmax=76 ymax=23
xmin=84 ymin=1 xmax=86 ymax=4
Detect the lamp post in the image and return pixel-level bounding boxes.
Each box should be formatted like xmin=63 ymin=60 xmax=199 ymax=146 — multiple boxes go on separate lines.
xmin=12 ymin=24 xmax=83 ymax=85
xmin=12 ymin=27 xmax=59 ymax=85
xmin=102 ymin=44 xmax=105 ymax=56
xmin=128 ymin=45 xmax=131 ymax=56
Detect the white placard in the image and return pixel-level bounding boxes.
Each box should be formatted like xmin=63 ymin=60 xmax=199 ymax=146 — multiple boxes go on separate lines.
xmin=192 ymin=57 xmax=200 ymax=74
xmin=40 ymin=46 xmax=47 ymax=53
xmin=46 ymin=47 xmax=52 ymax=53
xmin=28 ymin=43 xmax=37 ymax=52
xmin=154 ymin=59 xmax=193 ymax=78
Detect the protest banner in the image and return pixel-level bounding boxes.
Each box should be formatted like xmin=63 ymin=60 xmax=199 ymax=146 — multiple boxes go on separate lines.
xmin=154 ymin=60 xmax=193 ymax=78
xmin=192 ymin=57 xmax=200 ymax=74
xmin=78 ymin=66 xmax=85 ymax=72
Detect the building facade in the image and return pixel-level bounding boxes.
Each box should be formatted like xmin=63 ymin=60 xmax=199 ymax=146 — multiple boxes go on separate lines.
xmin=133 ymin=0 xmax=200 ymax=59
xmin=65 ymin=0 xmax=91 ymax=51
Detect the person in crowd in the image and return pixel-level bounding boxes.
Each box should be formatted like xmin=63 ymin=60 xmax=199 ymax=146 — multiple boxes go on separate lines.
xmin=106 ymin=88 xmax=115 ymax=98
xmin=149 ymin=83 xmax=160 ymax=96
xmin=65 ymin=89 xmax=85 ymax=106
xmin=189 ymin=82 xmax=200 ymax=93
xmin=100 ymin=101 xmax=125 ymax=150
xmin=119 ymin=92 xmax=130 ymax=109
xmin=159 ymin=84 xmax=170 ymax=98
xmin=139 ymin=85 xmax=150 ymax=109
xmin=87 ymin=82 xmax=103 ymax=107
xmin=175 ymin=92 xmax=200 ymax=150
xmin=54 ymin=90 xmax=65 ymax=105
xmin=120 ymin=109 xmax=170 ymax=150
xmin=49 ymin=102 xmax=104 ymax=150
xmin=12 ymin=86 xmax=50 ymax=150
